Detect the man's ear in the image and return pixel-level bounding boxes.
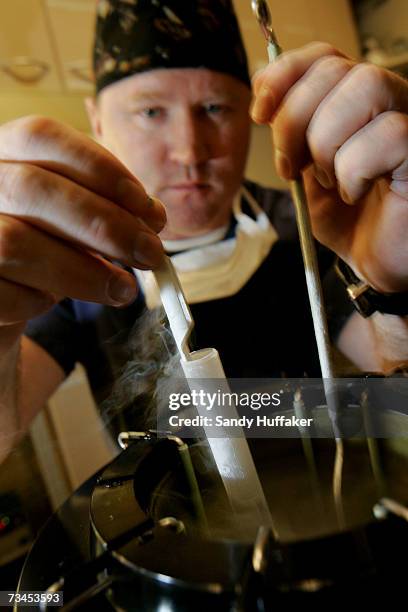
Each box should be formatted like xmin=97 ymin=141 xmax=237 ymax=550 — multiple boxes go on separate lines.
xmin=84 ymin=96 xmax=102 ymax=140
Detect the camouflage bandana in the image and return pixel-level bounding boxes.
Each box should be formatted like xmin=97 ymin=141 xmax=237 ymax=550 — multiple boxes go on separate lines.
xmin=93 ymin=0 xmax=251 ymax=93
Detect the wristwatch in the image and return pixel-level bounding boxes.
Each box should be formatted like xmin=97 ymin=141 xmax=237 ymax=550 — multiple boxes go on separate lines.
xmin=335 ymin=258 xmax=408 ymax=318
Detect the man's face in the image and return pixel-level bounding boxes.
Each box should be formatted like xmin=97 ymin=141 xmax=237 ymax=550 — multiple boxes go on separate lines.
xmin=88 ymin=68 xmax=252 ymax=239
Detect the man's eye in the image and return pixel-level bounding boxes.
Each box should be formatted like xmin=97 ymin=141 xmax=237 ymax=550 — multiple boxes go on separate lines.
xmin=141 ymin=107 xmax=163 ymax=118
xmin=204 ymin=103 xmax=225 ymax=115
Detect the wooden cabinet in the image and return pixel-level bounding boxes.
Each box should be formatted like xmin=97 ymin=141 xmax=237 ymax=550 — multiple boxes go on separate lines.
xmin=0 ymin=0 xmax=95 ymax=129
xmin=46 ymin=0 xmax=95 ymax=92
xmin=0 ymin=0 xmax=62 ymax=92
xmin=0 ymin=0 xmax=361 ymax=131
xmin=234 ymin=0 xmax=361 ymax=74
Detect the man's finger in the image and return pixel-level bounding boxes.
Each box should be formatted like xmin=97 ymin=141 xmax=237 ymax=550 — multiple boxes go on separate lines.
xmin=116 ymin=179 xmax=166 ymax=233
xmin=0 ymin=278 xmax=56 ymax=324
xmin=0 ymin=162 xmax=164 ymax=268
xmin=251 ymin=42 xmax=347 ymax=124
xmin=334 ymin=111 xmax=408 ymax=204
xmin=271 ymin=55 xmax=355 ymax=178
xmin=307 ymin=63 xmax=408 ymax=186
xmin=0 ymin=216 xmax=138 ymax=306
xmin=0 ymin=116 xmax=166 ymax=232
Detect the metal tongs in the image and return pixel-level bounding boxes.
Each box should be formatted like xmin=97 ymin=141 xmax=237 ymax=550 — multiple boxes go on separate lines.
xmin=153 ymin=255 xmax=194 ymax=361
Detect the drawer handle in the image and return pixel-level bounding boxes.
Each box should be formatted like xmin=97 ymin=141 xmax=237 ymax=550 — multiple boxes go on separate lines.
xmin=1 ymin=57 xmax=49 ymax=84
xmin=67 ymin=60 xmax=93 ymax=84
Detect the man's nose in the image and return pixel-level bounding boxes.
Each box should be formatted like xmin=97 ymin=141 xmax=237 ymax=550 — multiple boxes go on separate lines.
xmin=168 ymin=112 xmax=210 ymax=167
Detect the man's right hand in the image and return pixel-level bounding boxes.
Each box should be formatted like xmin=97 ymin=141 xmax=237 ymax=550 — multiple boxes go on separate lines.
xmin=0 ymin=116 xmax=166 ymax=353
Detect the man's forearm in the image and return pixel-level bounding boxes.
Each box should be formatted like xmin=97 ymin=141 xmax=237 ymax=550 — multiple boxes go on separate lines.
xmin=337 ymin=311 xmax=408 ymax=373
xmin=0 ymin=340 xmax=21 ymax=462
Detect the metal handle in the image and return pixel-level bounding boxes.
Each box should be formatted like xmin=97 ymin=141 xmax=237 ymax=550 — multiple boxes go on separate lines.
xmin=1 ymin=56 xmax=49 ymax=84
xmin=67 ymin=60 xmax=93 ymax=84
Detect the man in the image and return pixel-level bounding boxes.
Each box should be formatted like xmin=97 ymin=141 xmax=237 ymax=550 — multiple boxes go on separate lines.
xmin=0 ymin=0 xmax=407 ymax=458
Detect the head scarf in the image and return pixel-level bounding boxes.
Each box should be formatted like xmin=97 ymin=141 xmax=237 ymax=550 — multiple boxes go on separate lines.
xmin=93 ymin=0 xmax=250 ymax=93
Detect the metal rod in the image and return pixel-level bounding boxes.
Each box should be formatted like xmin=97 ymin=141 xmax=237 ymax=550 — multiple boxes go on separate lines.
xmin=178 ymin=443 xmax=209 ymax=530
xmin=291 ymin=180 xmax=345 ymax=526
xmin=293 ymin=390 xmax=323 ymax=508
xmin=252 ymin=0 xmax=345 ymax=528
xmin=167 ymin=435 xmax=209 ymax=532
xmin=253 ymin=1 xmax=341 ymax=436
xmin=361 ymin=390 xmax=387 ymax=498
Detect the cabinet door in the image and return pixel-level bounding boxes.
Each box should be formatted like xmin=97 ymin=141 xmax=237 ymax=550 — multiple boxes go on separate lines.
xmin=45 ymin=0 xmax=95 ymax=93
xmin=0 ymin=0 xmax=61 ymax=92
xmin=234 ymin=0 xmax=360 ymax=74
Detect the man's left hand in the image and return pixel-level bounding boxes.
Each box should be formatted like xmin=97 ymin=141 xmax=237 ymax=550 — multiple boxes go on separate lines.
xmin=251 ymin=42 xmax=408 ymax=294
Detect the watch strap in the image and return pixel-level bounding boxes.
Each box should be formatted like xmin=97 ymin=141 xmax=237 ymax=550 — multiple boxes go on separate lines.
xmin=335 ymin=258 xmax=408 ymax=318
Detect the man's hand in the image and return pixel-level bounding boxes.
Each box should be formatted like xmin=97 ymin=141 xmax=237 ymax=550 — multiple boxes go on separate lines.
xmin=0 ymin=116 xmax=166 ymax=353
xmin=251 ymin=42 xmax=408 ymax=294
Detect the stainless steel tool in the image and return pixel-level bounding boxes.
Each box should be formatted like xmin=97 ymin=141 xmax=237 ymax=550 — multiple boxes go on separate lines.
xmin=252 ymin=0 xmax=345 ymax=526
xmin=252 ymin=0 xmax=339 ymax=430
xmin=251 ymin=0 xmax=341 ymax=434
xmin=153 ymin=255 xmax=194 ymax=361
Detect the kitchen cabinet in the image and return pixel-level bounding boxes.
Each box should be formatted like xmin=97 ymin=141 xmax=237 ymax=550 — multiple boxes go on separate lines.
xmin=46 ymin=0 xmax=95 ymax=92
xmin=234 ymin=0 xmax=361 ymax=75
xmin=0 ymin=0 xmax=361 ymax=130
xmin=0 ymin=0 xmax=62 ymax=92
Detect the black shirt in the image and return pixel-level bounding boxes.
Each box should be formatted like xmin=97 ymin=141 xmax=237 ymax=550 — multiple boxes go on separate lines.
xmin=24 ymin=181 xmax=350 ymax=415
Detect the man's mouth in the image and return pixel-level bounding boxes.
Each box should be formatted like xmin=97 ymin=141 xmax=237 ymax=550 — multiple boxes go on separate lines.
xmin=166 ymin=182 xmax=210 ymax=191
